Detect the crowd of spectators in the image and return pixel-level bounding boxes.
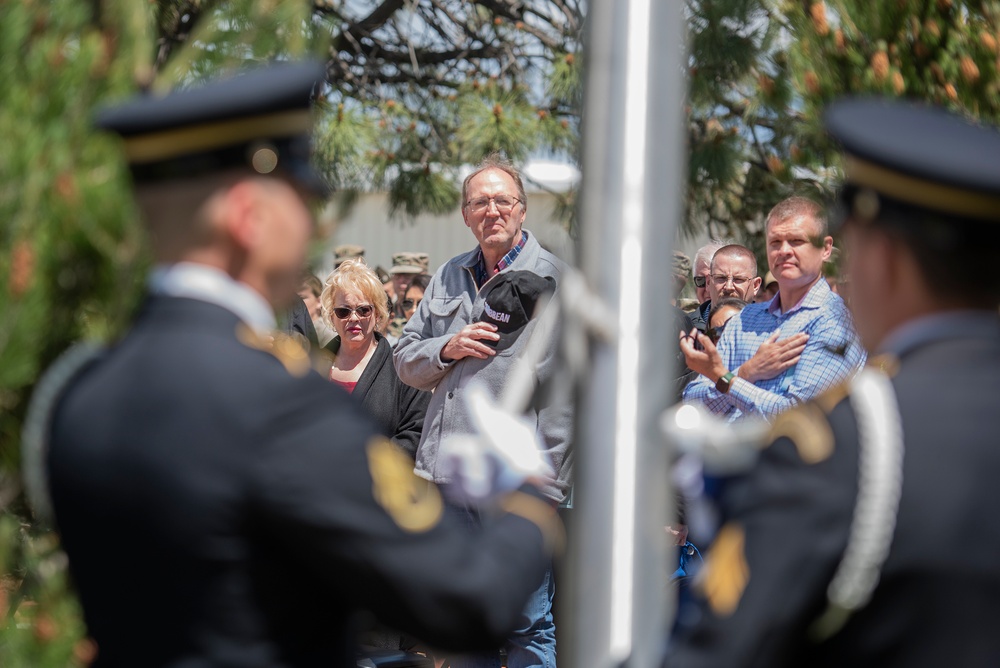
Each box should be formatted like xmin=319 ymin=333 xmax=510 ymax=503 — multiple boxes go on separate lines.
xmin=302 ymin=180 xmax=869 ymax=668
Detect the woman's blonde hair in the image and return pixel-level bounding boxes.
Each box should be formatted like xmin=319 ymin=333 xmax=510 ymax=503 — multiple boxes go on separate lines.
xmin=320 ymin=258 xmax=390 ymax=329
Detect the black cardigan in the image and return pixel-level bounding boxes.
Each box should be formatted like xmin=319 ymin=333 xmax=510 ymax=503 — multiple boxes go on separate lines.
xmin=324 ymin=333 xmax=429 ymax=457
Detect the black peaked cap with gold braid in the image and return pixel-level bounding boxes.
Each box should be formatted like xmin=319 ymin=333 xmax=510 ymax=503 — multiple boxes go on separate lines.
xmin=95 ymin=60 xmax=327 ymax=194
xmin=825 ymin=98 xmax=1000 ymax=226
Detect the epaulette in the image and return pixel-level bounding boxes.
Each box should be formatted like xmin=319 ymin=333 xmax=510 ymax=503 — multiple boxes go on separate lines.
xmin=235 ymin=324 xmax=311 ymax=377
xmin=766 ymin=402 xmax=835 ymax=464
xmin=866 ymin=353 xmax=901 ymax=378
xmin=22 ymin=342 xmax=107 ymax=522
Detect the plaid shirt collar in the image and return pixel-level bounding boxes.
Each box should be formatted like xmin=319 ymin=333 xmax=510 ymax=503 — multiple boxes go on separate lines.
xmin=767 ymin=275 xmax=830 ymax=317
xmin=473 ymin=230 xmax=528 ymax=288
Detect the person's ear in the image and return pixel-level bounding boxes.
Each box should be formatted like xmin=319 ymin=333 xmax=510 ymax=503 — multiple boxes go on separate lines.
xmin=750 ymin=276 xmax=762 ymax=296
xmin=821 ymin=235 xmax=834 ymax=262
xmin=220 ymin=180 xmax=261 ymax=251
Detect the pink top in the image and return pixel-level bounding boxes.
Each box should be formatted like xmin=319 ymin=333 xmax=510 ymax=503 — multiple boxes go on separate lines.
xmin=332 ymin=380 xmax=357 ymax=394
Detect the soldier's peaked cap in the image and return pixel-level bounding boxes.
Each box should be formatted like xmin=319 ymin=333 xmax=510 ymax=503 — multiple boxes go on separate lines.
xmin=824 ymin=98 xmax=1000 ymax=225
xmin=96 ymin=60 xmax=328 ymax=194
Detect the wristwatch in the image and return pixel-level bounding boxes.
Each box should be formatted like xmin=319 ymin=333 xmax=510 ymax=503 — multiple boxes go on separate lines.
xmin=716 ymin=371 xmax=737 ymax=394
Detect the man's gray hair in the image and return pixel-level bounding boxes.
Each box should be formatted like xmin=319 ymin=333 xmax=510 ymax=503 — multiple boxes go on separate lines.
xmin=461 ymin=152 xmax=528 ymax=213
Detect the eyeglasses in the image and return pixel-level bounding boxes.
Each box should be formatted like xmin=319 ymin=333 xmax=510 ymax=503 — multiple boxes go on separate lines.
xmin=332 ymin=304 xmax=374 ymax=319
xmin=465 ymin=195 xmax=522 ymax=213
xmin=401 ymin=298 xmax=421 ymax=311
xmin=693 ymin=275 xmax=707 ymax=288
xmin=711 ymin=274 xmax=753 ymax=288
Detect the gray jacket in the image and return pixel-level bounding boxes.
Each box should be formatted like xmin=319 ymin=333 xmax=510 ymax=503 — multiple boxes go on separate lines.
xmin=393 ymin=231 xmax=572 ymax=503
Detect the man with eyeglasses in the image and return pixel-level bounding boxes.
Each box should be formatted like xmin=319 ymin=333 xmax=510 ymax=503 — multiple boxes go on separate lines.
xmin=394 ymin=153 xmax=570 ymax=668
xmin=680 ymin=197 xmax=865 ymax=422
xmin=689 ymin=240 xmax=729 ymax=332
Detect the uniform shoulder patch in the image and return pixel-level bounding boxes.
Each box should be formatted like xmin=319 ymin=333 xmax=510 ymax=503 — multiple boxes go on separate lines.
xmin=767 ymin=402 xmax=834 ymax=464
xmin=700 ymin=523 xmax=749 ymax=617
xmin=236 ymin=324 xmax=311 ymax=377
xmin=366 ymin=437 xmax=443 ymax=533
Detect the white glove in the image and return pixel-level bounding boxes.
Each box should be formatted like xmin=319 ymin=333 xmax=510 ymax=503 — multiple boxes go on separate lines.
xmin=438 ymin=381 xmax=555 ymax=504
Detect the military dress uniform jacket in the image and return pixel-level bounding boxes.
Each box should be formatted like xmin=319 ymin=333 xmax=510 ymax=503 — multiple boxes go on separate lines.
xmin=47 ymin=296 xmax=554 ymax=668
xmin=668 ymin=313 xmax=1000 ymax=667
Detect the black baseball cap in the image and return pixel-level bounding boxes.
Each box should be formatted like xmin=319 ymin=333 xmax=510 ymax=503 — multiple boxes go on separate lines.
xmin=478 ymin=271 xmax=556 ymax=351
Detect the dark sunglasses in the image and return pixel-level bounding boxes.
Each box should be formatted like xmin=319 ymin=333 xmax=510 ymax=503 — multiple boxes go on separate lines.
xmin=333 ymin=304 xmax=374 ymax=319
xmin=693 ymin=275 xmax=707 ymax=288
xmin=401 ymin=298 xmax=421 ymax=310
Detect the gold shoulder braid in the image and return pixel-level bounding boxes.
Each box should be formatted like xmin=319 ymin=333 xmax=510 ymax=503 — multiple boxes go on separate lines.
xmin=700 ymin=522 xmax=750 ymax=617
xmin=236 ymin=324 xmax=311 ymax=377
xmin=366 ymin=437 xmax=443 ymax=533
xmin=766 ymin=402 xmax=835 ymax=464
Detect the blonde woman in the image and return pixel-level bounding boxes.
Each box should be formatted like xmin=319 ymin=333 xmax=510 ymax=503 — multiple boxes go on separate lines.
xmin=321 ymin=259 xmax=429 ymax=456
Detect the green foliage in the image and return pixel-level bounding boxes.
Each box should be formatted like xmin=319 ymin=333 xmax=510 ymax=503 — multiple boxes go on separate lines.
xmin=785 ymin=0 xmax=1000 ymax=168
xmin=388 ymin=168 xmax=461 ymax=218
xmin=0 ymin=515 xmax=90 ymax=667
xmin=0 ymin=0 xmax=151 ymax=472
xmin=683 ymin=0 xmax=808 ymax=242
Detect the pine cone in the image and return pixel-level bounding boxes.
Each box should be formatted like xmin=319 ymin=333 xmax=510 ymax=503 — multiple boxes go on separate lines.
xmin=980 ymin=31 xmax=998 ymax=54
xmin=810 ymin=2 xmax=829 ymax=36
xmin=758 ymin=74 xmax=776 ymax=95
xmin=892 ymin=71 xmax=906 ymax=95
xmin=55 ymin=171 xmax=78 ymax=203
xmin=936 ymin=0 xmax=953 ymax=12
xmin=960 ymin=56 xmax=980 ymax=83
xmin=834 ymin=29 xmax=846 ymax=52
xmin=73 ymin=639 xmax=99 ymax=665
xmin=924 ymin=19 xmax=941 ymax=40
xmin=33 ymin=614 xmax=58 ymax=642
xmin=871 ymin=51 xmax=890 ymax=83
xmin=493 ymin=103 xmax=503 ymax=118
xmin=565 ymin=53 xmax=575 ymax=65
xmin=945 ymin=82 xmax=958 ymax=100
xmin=804 ymin=71 xmax=821 ymax=95
xmin=766 ymin=155 xmax=784 ymax=173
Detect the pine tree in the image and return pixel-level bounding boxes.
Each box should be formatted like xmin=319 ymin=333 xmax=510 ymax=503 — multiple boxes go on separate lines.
xmin=783 ymin=0 xmax=1000 ymax=185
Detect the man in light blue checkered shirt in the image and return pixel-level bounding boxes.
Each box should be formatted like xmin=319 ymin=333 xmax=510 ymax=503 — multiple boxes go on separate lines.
xmin=680 ymin=197 xmax=866 ymax=422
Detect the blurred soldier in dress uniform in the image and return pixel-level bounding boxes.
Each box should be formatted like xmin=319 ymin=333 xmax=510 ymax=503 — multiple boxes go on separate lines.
xmin=668 ymin=99 xmax=1000 ymax=666
xmin=37 ymin=62 xmax=560 ymax=667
